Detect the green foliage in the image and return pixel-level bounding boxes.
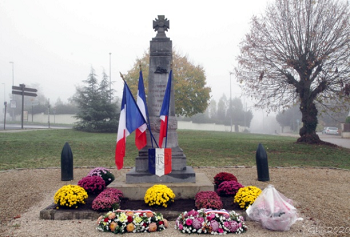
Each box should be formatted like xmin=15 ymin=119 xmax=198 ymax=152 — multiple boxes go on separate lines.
xmin=346 ymin=116 xmax=350 ymax=124
xmin=1 ymin=129 xmax=350 ymax=170
xmin=72 ymin=68 xmax=119 ymax=133
xmin=230 ymin=98 xmax=253 ymax=127
xmin=216 ymin=95 xmax=228 ymax=120
xmin=207 ymin=99 xmax=217 ymax=119
xmin=54 ymin=98 xmax=78 ymax=114
xmin=190 ymin=112 xmax=215 ymax=124
xmin=30 ymin=103 xmax=48 ymax=114
xmin=124 ymin=50 xmax=211 ymax=117
xmin=276 ymin=105 xmax=302 ymax=132
xmin=11 ymin=85 xmax=77 ymax=117
xmin=180 ymin=96 xmax=253 ymax=127
xmin=214 ymin=95 xmax=253 ymax=128
xmin=53 ymin=103 xmax=77 ymax=114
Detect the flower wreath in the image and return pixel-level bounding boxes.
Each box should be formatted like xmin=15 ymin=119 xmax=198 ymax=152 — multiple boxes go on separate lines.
xmin=96 ymin=209 xmax=168 ymax=234
xmin=175 ymin=209 xmax=247 ymax=234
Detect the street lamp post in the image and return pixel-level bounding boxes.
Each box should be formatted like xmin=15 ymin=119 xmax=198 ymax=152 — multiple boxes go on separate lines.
xmin=2 ymin=83 xmax=6 ymax=130
xmin=3 ymin=102 xmax=7 ymax=130
xmin=1 ymin=83 xmax=5 ymax=103
xmin=9 ymin=62 xmax=15 ymax=121
xmin=47 ymin=99 xmax=50 ymax=128
xmin=109 ymin=52 xmax=112 ymax=103
xmin=229 ymin=72 xmax=233 ymax=132
xmin=9 ymin=62 xmax=14 ymax=86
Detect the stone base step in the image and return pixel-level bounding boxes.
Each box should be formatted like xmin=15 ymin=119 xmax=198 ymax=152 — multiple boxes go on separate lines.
xmin=109 ymin=172 xmax=213 ymax=200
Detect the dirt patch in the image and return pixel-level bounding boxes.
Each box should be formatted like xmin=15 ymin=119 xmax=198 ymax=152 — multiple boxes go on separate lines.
xmin=1 ymin=167 xmax=350 ymax=237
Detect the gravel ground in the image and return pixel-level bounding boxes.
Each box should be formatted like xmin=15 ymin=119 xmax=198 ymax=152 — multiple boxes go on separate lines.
xmin=0 ymin=167 xmax=350 ymax=237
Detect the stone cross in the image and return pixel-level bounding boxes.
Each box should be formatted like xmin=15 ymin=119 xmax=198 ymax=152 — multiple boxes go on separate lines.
xmin=153 ymin=15 xmax=169 ymax=38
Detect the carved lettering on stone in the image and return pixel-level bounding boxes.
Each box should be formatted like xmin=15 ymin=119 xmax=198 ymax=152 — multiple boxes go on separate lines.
xmin=154 ymin=66 xmax=168 ymax=74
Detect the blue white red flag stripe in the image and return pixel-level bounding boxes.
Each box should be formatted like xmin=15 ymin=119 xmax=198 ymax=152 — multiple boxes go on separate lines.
xmin=148 ymin=148 xmax=172 ymax=176
xmin=159 ymin=70 xmax=172 ymax=148
xmin=135 ymin=70 xmax=148 ymax=150
xmin=115 ymin=82 xmax=145 ymax=170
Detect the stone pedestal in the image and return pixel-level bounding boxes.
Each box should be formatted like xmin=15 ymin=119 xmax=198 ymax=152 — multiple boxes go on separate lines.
xmin=126 ymin=166 xmax=195 ymax=184
xmin=125 ymin=15 xmax=195 ymax=183
xmin=134 ymin=128 xmax=187 ymax=172
xmin=113 ymin=172 xmax=212 ymax=200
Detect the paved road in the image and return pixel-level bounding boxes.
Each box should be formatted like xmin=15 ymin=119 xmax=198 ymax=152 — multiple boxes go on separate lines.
xmin=279 ymin=132 xmax=350 ymax=149
xmin=321 ymin=135 xmax=350 ymax=149
xmin=0 ymin=123 xmax=72 ymax=132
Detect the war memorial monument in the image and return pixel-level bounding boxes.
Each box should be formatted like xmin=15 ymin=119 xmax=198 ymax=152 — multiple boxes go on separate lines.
xmin=112 ymin=15 xmax=213 ymax=199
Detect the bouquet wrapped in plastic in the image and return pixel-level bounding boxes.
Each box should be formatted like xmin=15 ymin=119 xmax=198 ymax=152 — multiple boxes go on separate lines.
xmin=246 ymin=184 xmax=302 ymax=231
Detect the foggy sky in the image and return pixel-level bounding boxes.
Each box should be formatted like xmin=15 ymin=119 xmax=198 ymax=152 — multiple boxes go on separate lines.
xmin=0 ymin=0 xmax=270 ymax=106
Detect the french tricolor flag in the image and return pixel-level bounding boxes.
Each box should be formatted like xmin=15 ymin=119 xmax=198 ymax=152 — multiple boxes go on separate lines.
xmin=148 ymin=148 xmax=172 ymax=176
xmin=159 ymin=70 xmax=172 ymax=148
xmin=115 ymin=82 xmax=145 ymax=170
xmin=135 ymin=70 xmax=148 ymax=150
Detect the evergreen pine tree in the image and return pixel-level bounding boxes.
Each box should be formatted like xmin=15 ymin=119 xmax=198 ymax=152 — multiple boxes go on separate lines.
xmin=73 ymin=68 xmax=119 ymax=132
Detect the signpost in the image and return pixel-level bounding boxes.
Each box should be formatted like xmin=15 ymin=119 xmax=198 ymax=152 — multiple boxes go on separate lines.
xmin=12 ymin=84 xmax=37 ymax=129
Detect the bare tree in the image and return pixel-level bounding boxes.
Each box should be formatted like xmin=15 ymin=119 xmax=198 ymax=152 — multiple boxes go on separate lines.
xmin=235 ymin=0 xmax=350 ymax=144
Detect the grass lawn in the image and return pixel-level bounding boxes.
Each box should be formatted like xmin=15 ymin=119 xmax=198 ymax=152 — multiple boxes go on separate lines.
xmin=0 ymin=129 xmax=349 ymax=170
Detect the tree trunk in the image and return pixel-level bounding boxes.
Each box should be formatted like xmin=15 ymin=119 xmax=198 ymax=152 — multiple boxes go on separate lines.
xmin=297 ymin=100 xmax=321 ymax=143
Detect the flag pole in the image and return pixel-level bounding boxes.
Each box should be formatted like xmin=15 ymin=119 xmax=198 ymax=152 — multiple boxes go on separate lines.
xmin=119 ymin=72 xmax=159 ymax=148
xmin=164 ymin=65 xmax=172 ymax=148
xmin=139 ymin=64 xmax=154 ymax=148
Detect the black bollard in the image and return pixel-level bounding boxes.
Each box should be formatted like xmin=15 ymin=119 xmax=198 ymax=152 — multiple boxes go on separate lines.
xmin=61 ymin=142 xmax=73 ymax=181
xmin=256 ymin=143 xmax=270 ymax=181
